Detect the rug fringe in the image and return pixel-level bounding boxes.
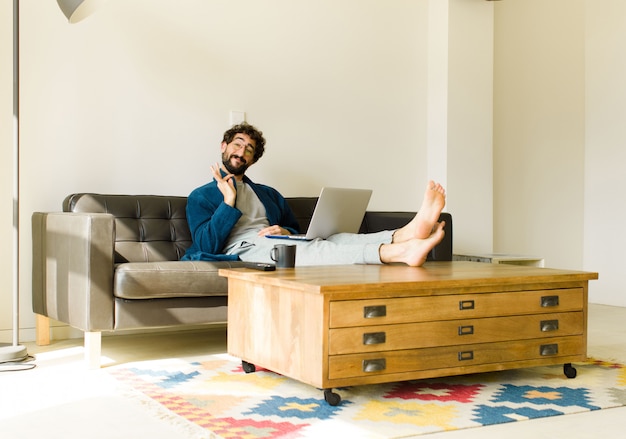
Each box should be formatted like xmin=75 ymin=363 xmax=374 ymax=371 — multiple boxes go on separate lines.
xmin=117 ymin=383 xmax=220 ymax=439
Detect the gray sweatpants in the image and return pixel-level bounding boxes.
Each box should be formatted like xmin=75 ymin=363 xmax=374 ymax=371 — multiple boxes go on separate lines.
xmin=230 ymin=230 xmax=395 ymax=266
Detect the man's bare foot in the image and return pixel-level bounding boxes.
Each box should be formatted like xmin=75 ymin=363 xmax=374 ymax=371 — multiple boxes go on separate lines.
xmin=381 ymin=221 xmax=445 ymax=267
xmin=393 ymin=181 xmax=446 ymax=243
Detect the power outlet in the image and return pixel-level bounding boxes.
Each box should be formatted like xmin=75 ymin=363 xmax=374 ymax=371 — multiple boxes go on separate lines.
xmin=230 ymin=111 xmax=246 ymax=125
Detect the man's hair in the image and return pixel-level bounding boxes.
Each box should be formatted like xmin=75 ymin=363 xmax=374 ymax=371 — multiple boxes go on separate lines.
xmin=222 ymin=123 xmax=266 ymax=163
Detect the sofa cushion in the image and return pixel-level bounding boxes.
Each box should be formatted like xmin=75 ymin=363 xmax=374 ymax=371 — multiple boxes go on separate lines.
xmin=113 ymin=260 xmax=245 ymax=300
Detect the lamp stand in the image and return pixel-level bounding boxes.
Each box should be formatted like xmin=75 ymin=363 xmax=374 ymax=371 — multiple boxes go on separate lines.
xmin=0 ymin=344 xmax=28 ymax=363
xmin=1 ymin=0 xmax=29 ymax=367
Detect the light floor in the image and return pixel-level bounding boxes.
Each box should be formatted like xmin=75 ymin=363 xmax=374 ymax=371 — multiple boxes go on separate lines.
xmin=1 ymin=303 xmax=625 ymax=439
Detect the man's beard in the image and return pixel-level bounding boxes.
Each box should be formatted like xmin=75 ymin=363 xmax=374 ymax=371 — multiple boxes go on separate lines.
xmin=222 ymin=152 xmax=249 ymax=176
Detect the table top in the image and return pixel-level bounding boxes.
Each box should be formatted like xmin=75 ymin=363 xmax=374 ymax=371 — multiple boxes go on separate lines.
xmin=219 ymin=261 xmax=598 ymax=296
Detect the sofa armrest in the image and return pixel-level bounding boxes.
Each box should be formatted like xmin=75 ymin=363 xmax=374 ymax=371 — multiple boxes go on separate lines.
xmin=32 ymin=212 xmax=116 ymax=331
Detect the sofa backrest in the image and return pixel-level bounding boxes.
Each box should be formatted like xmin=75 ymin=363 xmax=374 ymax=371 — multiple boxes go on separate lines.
xmin=63 ymin=193 xmax=451 ymax=263
xmin=64 ymin=194 xmax=190 ymax=263
xmin=280 ymin=197 xmax=318 ymax=232
xmin=63 ymin=194 xmax=323 ymax=263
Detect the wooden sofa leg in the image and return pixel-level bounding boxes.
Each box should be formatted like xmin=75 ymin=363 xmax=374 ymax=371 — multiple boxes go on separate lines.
xmin=84 ymin=331 xmax=102 ymax=369
xmin=35 ymin=314 xmax=50 ymax=346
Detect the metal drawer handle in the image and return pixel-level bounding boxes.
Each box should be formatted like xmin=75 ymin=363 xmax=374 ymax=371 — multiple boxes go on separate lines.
xmin=458 ymin=325 xmax=474 ymax=336
xmin=363 ymin=332 xmax=386 ymax=345
xmin=458 ymin=351 xmax=474 ymax=361
xmin=541 ymin=319 xmax=559 ymax=332
xmin=541 ymin=295 xmax=560 ymax=307
xmin=459 ymin=300 xmax=475 ymax=310
xmin=362 ymin=359 xmax=386 ymax=372
xmin=363 ymin=305 xmax=386 ymax=319
xmin=540 ymin=343 xmax=559 ymax=356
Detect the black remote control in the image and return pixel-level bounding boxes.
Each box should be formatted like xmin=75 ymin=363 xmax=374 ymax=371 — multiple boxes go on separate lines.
xmin=243 ymin=262 xmax=276 ymax=271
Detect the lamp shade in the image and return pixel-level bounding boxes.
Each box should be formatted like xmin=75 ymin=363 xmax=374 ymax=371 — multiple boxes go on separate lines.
xmin=57 ymin=0 xmax=104 ymax=23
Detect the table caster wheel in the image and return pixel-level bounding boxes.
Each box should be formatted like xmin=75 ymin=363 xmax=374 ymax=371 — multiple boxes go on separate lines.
xmin=564 ymin=363 xmax=577 ymax=378
xmin=242 ymin=360 xmax=256 ymax=373
xmin=323 ymin=389 xmax=341 ymax=406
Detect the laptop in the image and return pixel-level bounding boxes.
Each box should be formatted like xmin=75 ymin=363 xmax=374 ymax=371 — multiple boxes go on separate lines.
xmin=266 ymin=187 xmax=372 ymax=241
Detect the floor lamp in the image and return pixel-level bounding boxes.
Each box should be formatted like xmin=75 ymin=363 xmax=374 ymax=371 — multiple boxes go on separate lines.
xmin=0 ymin=0 xmax=28 ymax=365
xmin=0 ymin=0 xmax=102 ymax=365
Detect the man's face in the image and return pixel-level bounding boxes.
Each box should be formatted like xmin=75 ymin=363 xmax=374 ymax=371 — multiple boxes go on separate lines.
xmin=221 ymin=133 xmax=257 ymax=176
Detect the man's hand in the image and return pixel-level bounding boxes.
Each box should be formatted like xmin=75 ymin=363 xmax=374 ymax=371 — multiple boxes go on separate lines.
xmin=258 ymin=225 xmax=291 ymax=237
xmin=211 ymin=163 xmax=236 ymax=206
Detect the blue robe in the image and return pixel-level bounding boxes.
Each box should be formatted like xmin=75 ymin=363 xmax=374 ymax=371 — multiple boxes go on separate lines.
xmin=182 ymin=174 xmax=300 ymax=261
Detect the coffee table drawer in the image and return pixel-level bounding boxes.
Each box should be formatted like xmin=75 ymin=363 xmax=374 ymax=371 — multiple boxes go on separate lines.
xmin=328 ymin=312 xmax=583 ymax=355
xmin=328 ymin=336 xmax=584 ymax=379
xmin=329 ymin=288 xmax=583 ymax=328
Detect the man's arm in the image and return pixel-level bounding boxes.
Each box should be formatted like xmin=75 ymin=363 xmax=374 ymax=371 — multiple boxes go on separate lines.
xmin=186 ymin=185 xmax=241 ymax=255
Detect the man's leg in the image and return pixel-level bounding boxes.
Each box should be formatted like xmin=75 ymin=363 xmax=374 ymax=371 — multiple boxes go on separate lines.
xmin=235 ymin=232 xmax=393 ymax=266
xmin=393 ymin=180 xmax=446 ymax=243
xmin=381 ymin=221 xmax=445 ymax=266
xmin=234 ymin=225 xmax=444 ymax=267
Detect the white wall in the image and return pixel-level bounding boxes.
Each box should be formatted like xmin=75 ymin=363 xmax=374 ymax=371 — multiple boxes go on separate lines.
xmin=584 ymin=0 xmax=626 ymax=306
xmin=1 ymin=0 xmax=496 ymax=342
xmin=448 ymin=0 xmax=494 ymax=254
xmin=19 ymin=0 xmax=433 ymax=204
xmin=493 ymin=0 xmax=586 ymax=269
xmin=493 ymin=0 xmax=626 ymax=307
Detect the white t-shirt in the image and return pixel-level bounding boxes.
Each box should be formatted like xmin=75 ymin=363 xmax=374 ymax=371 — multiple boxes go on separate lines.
xmin=223 ymin=181 xmax=270 ymax=254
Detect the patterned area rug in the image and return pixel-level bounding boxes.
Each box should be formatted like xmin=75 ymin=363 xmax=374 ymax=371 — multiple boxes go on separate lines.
xmin=108 ymin=354 xmax=626 ymax=438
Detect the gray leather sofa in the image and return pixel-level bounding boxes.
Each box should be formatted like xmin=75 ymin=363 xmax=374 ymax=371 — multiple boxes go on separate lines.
xmin=32 ymin=193 xmax=453 ymax=367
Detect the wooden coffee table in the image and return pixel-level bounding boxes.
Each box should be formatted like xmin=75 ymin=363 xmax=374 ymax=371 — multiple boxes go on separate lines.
xmin=219 ymin=262 xmax=598 ymax=405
